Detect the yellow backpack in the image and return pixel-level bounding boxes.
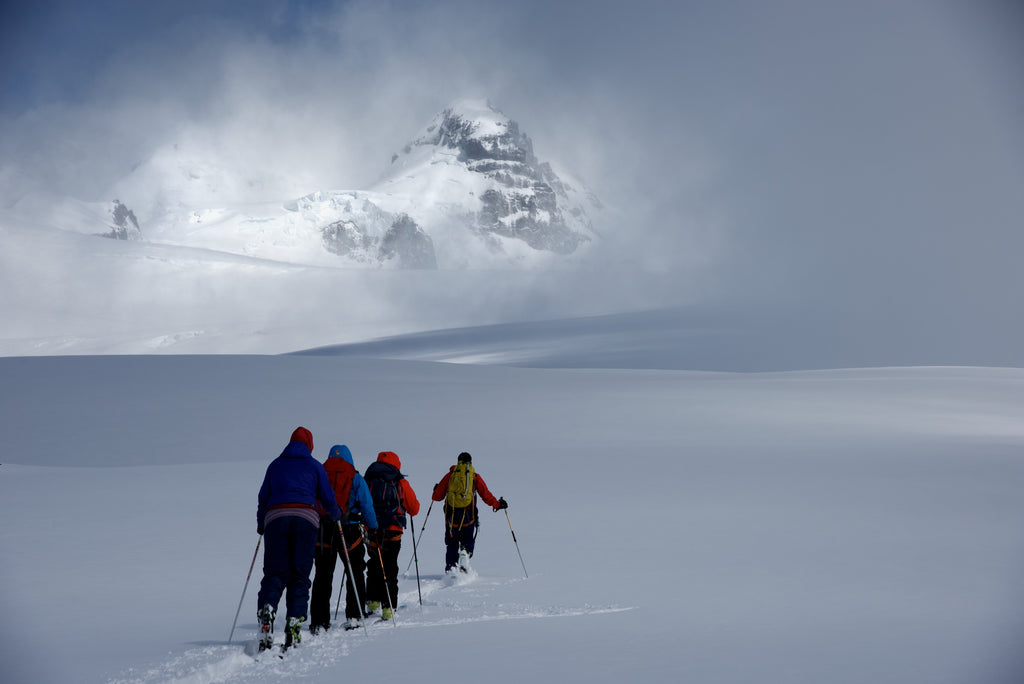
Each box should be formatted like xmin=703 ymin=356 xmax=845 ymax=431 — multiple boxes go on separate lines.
xmin=445 ymin=462 xmax=475 ymax=508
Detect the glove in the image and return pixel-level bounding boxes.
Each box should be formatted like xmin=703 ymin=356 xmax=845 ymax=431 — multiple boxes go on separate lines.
xmin=257 ymin=524 xmax=264 ymax=536
xmin=495 ymin=497 xmax=508 ymax=511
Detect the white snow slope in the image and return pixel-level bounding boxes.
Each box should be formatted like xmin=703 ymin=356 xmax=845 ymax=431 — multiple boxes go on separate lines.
xmin=3 ymin=334 xmax=1024 ymax=683
xmin=0 ymin=210 xmax=639 ymax=358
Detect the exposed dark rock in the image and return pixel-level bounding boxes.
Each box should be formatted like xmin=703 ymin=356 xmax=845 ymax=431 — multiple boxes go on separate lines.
xmin=101 ymin=199 xmax=142 ymax=240
xmin=378 ymin=214 xmax=437 ymax=269
xmin=478 ymin=188 xmax=584 ymax=254
xmin=322 ymin=219 xmax=371 ymax=257
xmin=422 ymin=104 xmax=593 ymax=254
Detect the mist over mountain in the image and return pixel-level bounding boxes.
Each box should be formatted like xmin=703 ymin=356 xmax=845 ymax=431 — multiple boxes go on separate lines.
xmin=0 ymin=99 xmax=649 ymax=356
xmin=11 ymin=100 xmax=602 ymax=270
xmin=2 ymin=2 xmax=1021 ymax=364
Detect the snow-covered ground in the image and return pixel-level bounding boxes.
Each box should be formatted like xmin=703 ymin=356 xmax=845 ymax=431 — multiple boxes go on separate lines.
xmin=0 ymin=211 xmax=666 ymax=358
xmin=3 ymin=338 xmax=1024 ymax=683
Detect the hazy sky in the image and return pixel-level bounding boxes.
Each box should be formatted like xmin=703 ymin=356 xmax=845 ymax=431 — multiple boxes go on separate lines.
xmin=2 ymin=0 xmax=1022 ymax=355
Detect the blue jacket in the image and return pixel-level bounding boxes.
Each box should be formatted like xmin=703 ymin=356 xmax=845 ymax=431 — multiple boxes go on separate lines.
xmin=326 ymin=445 xmax=378 ymax=530
xmin=257 ymin=439 xmax=342 ymax=527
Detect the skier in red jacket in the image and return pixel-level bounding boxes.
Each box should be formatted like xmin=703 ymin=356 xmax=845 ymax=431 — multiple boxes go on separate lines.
xmin=431 ymin=452 xmax=507 ymax=574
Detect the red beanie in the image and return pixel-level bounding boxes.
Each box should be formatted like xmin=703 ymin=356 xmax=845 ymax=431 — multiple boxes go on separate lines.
xmin=290 ymin=426 xmax=314 ymax=453
xmin=377 ymin=451 xmax=401 ymax=469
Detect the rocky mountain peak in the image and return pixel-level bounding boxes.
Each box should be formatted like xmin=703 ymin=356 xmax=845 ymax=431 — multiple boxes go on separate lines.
xmin=381 ymin=99 xmax=600 ymax=256
xmin=394 ymin=99 xmax=532 ymax=167
xmin=423 ymin=99 xmax=532 ymax=164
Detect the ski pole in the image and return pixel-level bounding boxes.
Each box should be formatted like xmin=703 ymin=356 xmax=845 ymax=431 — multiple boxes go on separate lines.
xmin=404 ymin=499 xmax=434 ymax=575
xmin=337 ymin=521 xmax=370 ymax=636
xmin=375 ymin=543 xmax=398 ymax=626
xmin=409 ymin=514 xmax=422 ymax=605
xmin=504 ymin=510 xmax=528 ymax=578
xmin=228 ymin=536 xmax=261 ymax=643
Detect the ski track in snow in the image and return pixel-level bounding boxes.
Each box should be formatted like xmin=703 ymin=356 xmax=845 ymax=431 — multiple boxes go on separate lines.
xmin=107 ymin=570 xmax=630 ymax=684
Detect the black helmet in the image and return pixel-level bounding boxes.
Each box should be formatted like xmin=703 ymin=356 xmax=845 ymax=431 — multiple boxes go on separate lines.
xmin=457 ymin=452 xmax=472 ymax=464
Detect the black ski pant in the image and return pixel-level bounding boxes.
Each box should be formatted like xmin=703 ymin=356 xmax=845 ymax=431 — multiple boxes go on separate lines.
xmin=444 ymin=506 xmax=478 ymax=570
xmin=310 ymin=519 xmax=368 ymax=626
xmin=256 ymin=515 xmax=318 ymax=622
xmin=366 ymin=533 xmax=402 ymax=610
xmin=445 ymin=522 xmax=478 ymax=570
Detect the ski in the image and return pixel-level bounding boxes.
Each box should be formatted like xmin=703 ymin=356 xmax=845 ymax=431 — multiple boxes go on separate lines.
xmin=251 ymin=639 xmax=285 ymax=661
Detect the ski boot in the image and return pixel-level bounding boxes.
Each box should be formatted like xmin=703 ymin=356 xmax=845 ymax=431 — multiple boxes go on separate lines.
xmin=381 ymin=606 xmax=394 ymax=621
xmin=283 ymin=616 xmax=305 ymax=650
xmin=366 ymin=600 xmax=381 ymax=615
xmin=344 ymin=617 xmax=360 ymax=631
xmin=257 ymin=604 xmax=275 ymax=652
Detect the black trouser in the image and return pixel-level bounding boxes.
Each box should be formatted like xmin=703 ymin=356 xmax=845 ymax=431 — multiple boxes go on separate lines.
xmin=445 ymin=506 xmax=478 ymax=570
xmin=366 ymin=532 xmax=402 ymax=610
xmin=310 ymin=519 xmax=368 ymax=625
xmin=256 ymin=515 xmax=318 ymax=622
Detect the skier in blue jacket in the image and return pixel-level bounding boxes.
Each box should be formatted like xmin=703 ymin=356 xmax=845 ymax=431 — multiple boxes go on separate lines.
xmin=256 ymin=427 xmax=342 ymax=651
xmin=309 ymin=444 xmax=379 ymax=632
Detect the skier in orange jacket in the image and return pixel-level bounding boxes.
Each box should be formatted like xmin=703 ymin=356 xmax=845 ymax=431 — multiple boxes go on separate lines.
xmin=364 ymin=451 xmax=420 ymax=618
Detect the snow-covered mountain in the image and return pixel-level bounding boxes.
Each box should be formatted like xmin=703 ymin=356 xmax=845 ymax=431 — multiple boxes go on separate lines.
xmin=267 ymin=99 xmax=602 ymax=269
xmin=9 ymin=193 xmax=143 ymax=241
xmin=372 ymin=99 xmax=602 ymax=262
xmin=19 ymin=99 xmax=602 ymax=270
xmin=0 ymin=99 xmax=617 ymax=356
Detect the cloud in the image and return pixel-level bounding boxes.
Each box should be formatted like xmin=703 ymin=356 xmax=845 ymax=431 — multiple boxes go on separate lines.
xmin=2 ymin=0 xmax=1023 ymax=357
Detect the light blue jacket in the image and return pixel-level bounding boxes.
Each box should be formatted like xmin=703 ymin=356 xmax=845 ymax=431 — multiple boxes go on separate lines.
xmin=326 ymin=445 xmax=378 ymax=530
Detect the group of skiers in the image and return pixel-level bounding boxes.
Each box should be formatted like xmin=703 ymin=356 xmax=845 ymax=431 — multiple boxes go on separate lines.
xmin=254 ymin=427 xmax=508 ymax=651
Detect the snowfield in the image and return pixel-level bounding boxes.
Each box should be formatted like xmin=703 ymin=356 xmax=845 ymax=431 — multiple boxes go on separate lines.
xmin=2 ymin=350 xmax=1024 ymax=684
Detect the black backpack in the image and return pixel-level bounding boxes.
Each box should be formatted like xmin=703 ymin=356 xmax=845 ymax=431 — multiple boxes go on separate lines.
xmin=365 ymin=462 xmax=406 ymax=530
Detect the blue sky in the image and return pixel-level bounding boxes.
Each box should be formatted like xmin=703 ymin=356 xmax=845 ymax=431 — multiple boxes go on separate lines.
xmin=2 ymin=0 xmax=1023 ymax=358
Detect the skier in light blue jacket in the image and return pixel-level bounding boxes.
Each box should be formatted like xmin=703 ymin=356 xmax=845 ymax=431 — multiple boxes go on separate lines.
xmin=309 ymin=444 xmax=379 ymax=632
